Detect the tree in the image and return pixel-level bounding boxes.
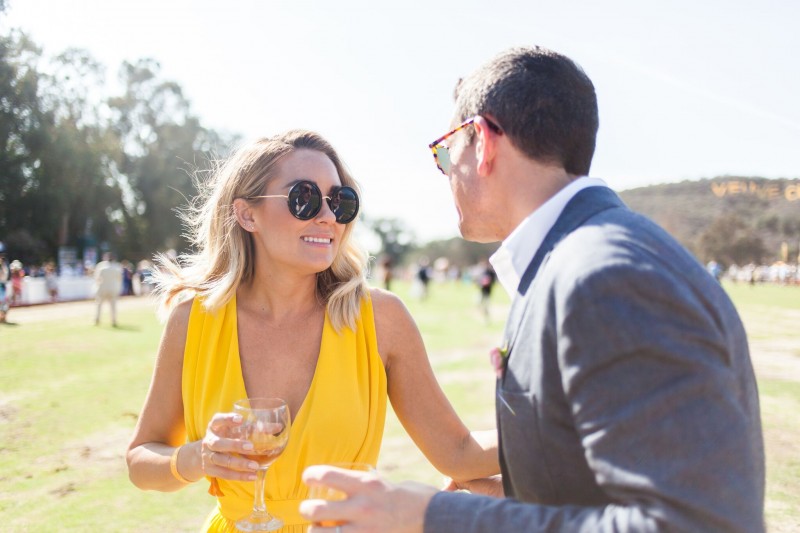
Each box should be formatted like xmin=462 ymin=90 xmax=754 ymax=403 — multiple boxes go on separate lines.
xmin=365 ymin=216 xmax=417 ymax=266
xmin=0 ymin=30 xmax=51 ymax=263
xmin=0 ymin=26 xmax=238 ymax=265
xmin=413 ymin=238 xmax=499 ymax=269
xmin=108 ymin=59 xmax=226 ymax=258
xmin=34 ymin=48 xmax=123 ymax=259
xmin=0 ymin=32 xmax=128 ymax=265
xmin=697 ymin=214 xmax=767 ymax=266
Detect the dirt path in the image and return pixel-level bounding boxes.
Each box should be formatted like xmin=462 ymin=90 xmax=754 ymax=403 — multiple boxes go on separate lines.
xmin=3 ymin=295 xmax=158 ymax=325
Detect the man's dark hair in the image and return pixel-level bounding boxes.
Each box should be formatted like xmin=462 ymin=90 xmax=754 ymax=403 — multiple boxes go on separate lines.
xmin=454 ymin=46 xmax=599 ymax=176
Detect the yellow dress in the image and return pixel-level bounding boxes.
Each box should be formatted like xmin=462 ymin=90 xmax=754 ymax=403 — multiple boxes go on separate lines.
xmin=182 ymin=294 xmax=387 ymax=532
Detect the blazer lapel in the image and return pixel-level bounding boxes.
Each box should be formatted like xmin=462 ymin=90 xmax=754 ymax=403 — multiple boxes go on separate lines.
xmin=501 ymin=187 xmax=626 ymax=356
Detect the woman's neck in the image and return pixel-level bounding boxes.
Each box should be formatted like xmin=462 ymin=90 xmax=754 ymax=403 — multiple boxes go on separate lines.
xmin=236 ymin=269 xmax=322 ymax=324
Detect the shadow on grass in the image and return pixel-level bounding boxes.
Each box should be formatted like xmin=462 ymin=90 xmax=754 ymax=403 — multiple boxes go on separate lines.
xmin=93 ymin=323 xmax=142 ymax=332
xmin=113 ymin=324 xmax=141 ymax=332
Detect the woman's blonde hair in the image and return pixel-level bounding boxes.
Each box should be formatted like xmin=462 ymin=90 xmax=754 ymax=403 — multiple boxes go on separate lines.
xmin=153 ymin=130 xmax=369 ymax=331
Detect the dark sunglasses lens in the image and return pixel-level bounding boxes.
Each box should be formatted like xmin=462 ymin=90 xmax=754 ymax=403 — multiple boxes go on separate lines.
xmin=287 ymin=181 xmax=322 ymax=220
xmin=330 ymin=187 xmax=359 ymax=224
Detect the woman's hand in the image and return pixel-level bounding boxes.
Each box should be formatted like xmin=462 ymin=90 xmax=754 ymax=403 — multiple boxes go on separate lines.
xmin=199 ymin=412 xmax=259 ymax=482
xmin=443 ymin=475 xmax=504 ymax=498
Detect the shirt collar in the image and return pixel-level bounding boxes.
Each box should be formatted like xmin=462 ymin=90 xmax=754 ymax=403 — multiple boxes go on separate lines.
xmin=490 ymin=176 xmax=608 ymax=297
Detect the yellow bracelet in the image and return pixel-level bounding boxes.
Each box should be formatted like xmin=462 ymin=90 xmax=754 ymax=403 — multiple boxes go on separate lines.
xmin=170 ymin=446 xmax=193 ymax=484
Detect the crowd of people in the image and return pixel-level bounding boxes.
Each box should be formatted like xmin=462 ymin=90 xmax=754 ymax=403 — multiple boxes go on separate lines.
xmin=0 ymin=253 xmax=155 ymax=306
xmin=725 ymin=261 xmax=800 ymax=285
xmin=0 ymin=241 xmax=160 ymax=326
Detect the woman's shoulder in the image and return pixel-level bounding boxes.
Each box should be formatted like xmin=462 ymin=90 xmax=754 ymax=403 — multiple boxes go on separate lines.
xmin=165 ymin=296 xmax=195 ymax=332
xmin=367 ymin=287 xmax=417 ymax=338
xmin=367 ymin=287 xmax=407 ymax=316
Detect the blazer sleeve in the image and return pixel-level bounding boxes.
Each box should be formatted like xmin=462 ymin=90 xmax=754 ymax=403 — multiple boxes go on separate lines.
xmin=426 ymin=490 xmax=665 ymax=531
xmin=425 ymin=260 xmax=764 ymax=532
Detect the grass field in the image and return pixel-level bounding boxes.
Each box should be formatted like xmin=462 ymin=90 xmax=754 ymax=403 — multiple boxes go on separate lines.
xmin=0 ymin=280 xmax=797 ymax=531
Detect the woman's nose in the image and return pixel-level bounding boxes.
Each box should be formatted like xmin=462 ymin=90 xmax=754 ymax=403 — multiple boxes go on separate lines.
xmin=315 ymin=198 xmax=336 ymax=223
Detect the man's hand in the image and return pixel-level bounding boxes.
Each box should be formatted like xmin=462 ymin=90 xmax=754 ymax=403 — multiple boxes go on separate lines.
xmin=443 ymin=475 xmax=504 ymax=498
xmin=300 ymin=465 xmax=439 ymax=533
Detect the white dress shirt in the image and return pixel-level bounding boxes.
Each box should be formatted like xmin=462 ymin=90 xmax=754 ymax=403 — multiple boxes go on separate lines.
xmin=490 ymin=177 xmax=608 ymax=297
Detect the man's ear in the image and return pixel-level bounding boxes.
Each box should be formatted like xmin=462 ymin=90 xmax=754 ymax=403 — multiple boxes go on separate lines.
xmin=473 ymin=116 xmax=499 ymax=176
xmin=232 ymin=198 xmax=255 ymax=232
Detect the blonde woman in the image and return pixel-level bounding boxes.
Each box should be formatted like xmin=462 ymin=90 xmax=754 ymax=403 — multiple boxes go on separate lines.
xmin=126 ymin=131 xmax=498 ymax=532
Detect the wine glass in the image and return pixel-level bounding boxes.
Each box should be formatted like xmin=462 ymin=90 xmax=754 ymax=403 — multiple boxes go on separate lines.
xmin=233 ymin=397 xmax=291 ymax=532
xmin=306 ymin=462 xmax=376 ymax=527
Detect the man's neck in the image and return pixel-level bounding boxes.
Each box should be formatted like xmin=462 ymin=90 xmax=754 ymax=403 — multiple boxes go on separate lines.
xmin=499 ymin=159 xmax=577 ymax=237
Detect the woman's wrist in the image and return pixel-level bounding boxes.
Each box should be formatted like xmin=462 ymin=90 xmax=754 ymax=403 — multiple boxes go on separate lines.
xmin=183 ymin=440 xmax=205 ymax=482
xmin=169 ymin=445 xmax=193 ymax=484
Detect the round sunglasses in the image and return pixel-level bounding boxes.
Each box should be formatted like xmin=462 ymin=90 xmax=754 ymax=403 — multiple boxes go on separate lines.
xmin=249 ymin=180 xmax=360 ymax=224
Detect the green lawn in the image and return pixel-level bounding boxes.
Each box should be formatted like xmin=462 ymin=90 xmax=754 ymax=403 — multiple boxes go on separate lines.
xmin=0 ymin=280 xmax=797 ymax=531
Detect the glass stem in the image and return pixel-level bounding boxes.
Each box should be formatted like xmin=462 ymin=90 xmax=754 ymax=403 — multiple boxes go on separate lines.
xmin=253 ymin=467 xmax=269 ymax=514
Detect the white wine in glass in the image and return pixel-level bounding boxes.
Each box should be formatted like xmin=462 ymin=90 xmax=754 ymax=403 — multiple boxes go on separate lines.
xmin=233 ymin=397 xmax=291 ymax=532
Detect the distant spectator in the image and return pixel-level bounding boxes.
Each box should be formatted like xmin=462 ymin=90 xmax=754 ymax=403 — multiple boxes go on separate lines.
xmin=137 ymin=260 xmax=155 ymax=295
xmin=414 ymin=257 xmax=431 ymax=300
xmin=379 ymin=256 xmax=393 ymax=291
xmin=0 ymin=250 xmax=9 ymax=323
xmin=706 ymin=260 xmax=722 ymax=282
xmin=94 ymin=252 xmax=123 ymax=327
xmin=121 ymin=260 xmax=135 ymax=296
xmin=9 ymin=260 xmax=24 ymax=306
xmin=44 ymin=262 xmax=59 ymax=302
xmin=448 ymin=265 xmax=462 ymax=282
xmin=476 ymin=259 xmax=496 ymax=323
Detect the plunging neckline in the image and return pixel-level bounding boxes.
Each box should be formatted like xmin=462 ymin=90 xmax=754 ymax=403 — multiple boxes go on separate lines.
xmin=232 ymin=294 xmax=328 ymax=431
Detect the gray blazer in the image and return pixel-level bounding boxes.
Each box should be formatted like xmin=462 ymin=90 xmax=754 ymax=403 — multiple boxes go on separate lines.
xmin=425 ymin=187 xmax=765 ymax=532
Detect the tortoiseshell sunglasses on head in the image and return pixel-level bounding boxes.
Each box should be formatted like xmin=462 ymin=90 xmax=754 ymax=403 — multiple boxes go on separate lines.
xmin=428 ymin=116 xmax=502 ymax=175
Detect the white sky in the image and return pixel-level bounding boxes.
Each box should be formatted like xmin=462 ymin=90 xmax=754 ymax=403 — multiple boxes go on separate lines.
xmin=4 ymin=0 xmax=799 ymax=242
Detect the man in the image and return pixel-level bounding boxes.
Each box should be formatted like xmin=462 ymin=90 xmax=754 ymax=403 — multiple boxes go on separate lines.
xmin=300 ymin=46 xmax=765 ymax=532
xmin=293 ymin=182 xmax=316 ymax=218
xmin=476 ymin=259 xmax=496 ymax=323
xmin=0 ymin=245 xmax=9 ymax=323
xmin=329 ymin=190 xmax=343 ymax=217
xmin=94 ymin=252 xmax=123 ymax=327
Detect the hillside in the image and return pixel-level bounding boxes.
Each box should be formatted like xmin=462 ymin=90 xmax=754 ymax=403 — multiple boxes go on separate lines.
xmin=618 ymin=177 xmax=800 ymax=265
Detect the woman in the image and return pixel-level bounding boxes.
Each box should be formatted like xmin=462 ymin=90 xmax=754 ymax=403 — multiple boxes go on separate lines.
xmin=126 ymin=131 xmax=498 ymax=532
xmin=44 ymin=262 xmax=59 ymax=302
xmin=9 ymin=260 xmax=23 ymax=306
xmin=0 ymin=252 xmax=9 ymax=323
